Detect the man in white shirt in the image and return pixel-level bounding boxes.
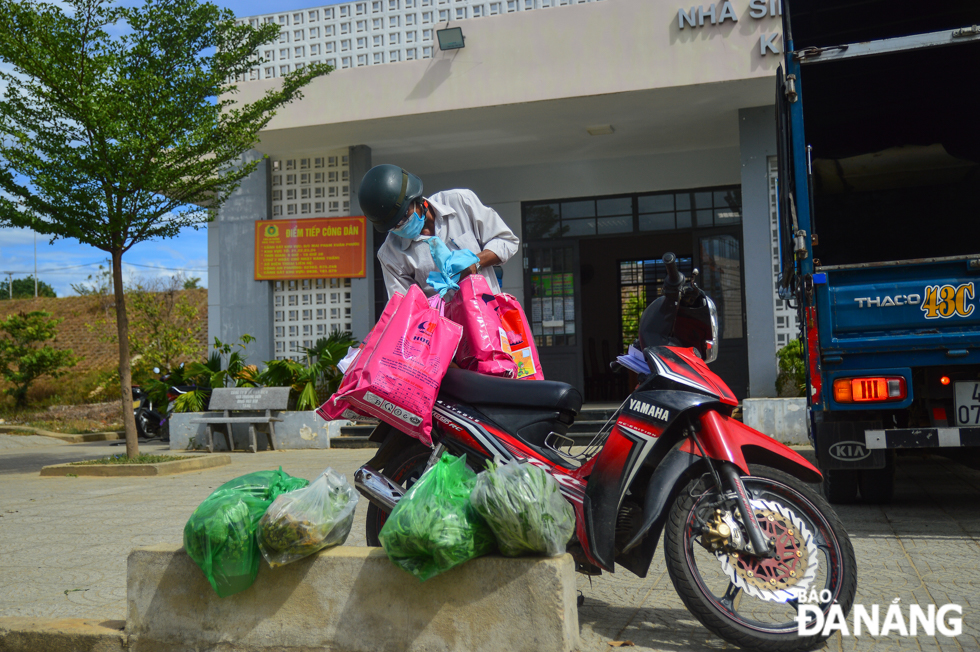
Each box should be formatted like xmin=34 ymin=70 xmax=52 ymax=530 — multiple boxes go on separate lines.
xmin=358 ymin=164 xmax=520 ymax=298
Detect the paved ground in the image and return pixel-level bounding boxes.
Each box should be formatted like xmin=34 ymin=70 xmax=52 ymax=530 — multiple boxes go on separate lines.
xmin=1 ymin=435 xmax=978 ymax=651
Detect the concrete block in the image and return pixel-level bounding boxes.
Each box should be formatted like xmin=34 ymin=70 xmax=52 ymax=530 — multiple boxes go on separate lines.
xmin=742 ymin=397 xmax=809 ymax=445
xmin=40 ymin=454 xmax=230 ymax=477
xmin=0 ymin=617 xmax=127 ymax=652
xmin=127 ymin=544 xmax=578 ymax=652
xmin=169 ymin=411 xmax=347 ymax=451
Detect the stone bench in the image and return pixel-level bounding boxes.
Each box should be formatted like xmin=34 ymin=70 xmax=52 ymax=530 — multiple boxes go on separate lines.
xmin=189 ymin=387 xmax=290 ymax=453
xmin=127 ymin=544 xmax=579 ymax=652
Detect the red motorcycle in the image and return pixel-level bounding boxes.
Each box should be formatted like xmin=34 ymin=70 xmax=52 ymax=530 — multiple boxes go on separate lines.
xmin=354 ymin=253 xmax=856 ymax=652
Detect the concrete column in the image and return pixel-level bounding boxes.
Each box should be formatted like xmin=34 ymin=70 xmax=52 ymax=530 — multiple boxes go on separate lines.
xmin=348 ymin=145 xmax=372 ymax=342
xmin=739 ymin=105 xmax=778 ymax=398
xmin=208 ymin=149 xmax=274 ymax=364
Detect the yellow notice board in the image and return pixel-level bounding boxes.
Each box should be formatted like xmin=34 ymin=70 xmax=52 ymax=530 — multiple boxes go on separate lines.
xmin=254 ymin=216 xmax=367 ymax=280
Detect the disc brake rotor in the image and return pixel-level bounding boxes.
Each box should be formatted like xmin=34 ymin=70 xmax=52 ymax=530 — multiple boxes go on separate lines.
xmin=716 ymin=498 xmax=819 ymax=603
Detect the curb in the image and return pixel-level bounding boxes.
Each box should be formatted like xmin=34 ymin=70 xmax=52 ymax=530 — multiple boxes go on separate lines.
xmin=0 ymin=617 xmax=127 ymax=652
xmin=40 ymin=454 xmax=231 ymax=477
xmin=0 ymin=425 xmax=124 ymax=443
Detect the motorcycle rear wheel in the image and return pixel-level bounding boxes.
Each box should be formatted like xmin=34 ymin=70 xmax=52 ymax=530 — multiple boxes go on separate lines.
xmin=664 ymin=464 xmax=857 ymax=652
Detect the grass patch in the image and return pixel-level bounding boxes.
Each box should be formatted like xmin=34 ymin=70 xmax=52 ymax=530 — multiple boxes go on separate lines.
xmin=69 ymin=454 xmax=184 ymax=465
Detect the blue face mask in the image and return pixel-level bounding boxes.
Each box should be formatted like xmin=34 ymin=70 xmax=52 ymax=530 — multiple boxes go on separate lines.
xmin=391 ymin=209 xmax=424 ymax=240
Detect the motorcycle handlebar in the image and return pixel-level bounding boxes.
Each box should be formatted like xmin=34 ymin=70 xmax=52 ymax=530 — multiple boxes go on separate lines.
xmin=662 ymin=252 xmax=683 ymax=300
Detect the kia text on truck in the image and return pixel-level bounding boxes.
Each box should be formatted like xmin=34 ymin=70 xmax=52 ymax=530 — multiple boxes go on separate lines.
xmin=775 ymin=0 xmax=980 ymax=503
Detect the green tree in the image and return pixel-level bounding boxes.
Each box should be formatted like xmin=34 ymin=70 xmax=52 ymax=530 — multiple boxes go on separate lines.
xmin=182 ymin=276 xmax=202 ymax=290
xmin=776 ymin=339 xmax=806 ymax=397
xmin=0 ymin=310 xmax=79 ymax=407
xmin=0 ymin=276 xmax=57 ymax=299
xmin=0 ymin=0 xmax=330 ymax=457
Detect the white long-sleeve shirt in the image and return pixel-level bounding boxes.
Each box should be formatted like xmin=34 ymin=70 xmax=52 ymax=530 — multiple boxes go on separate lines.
xmin=378 ymin=188 xmax=520 ymax=298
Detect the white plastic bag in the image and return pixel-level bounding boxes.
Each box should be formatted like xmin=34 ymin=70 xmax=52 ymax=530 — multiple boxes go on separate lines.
xmin=257 ymin=468 xmax=359 ymax=567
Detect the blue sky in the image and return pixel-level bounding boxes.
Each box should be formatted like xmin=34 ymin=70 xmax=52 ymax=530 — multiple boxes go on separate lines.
xmin=0 ymin=0 xmax=344 ymax=296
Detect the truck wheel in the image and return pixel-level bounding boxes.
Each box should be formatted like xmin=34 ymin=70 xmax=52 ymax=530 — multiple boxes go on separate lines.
xmin=859 ymin=463 xmax=895 ymax=504
xmin=822 ymin=469 xmax=859 ymax=504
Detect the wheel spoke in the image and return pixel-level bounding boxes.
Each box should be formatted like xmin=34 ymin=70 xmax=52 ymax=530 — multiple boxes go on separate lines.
xmin=719 ymin=581 xmax=741 ymax=612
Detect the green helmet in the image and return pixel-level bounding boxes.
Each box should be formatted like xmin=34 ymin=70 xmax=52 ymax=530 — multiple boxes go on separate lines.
xmin=358 ymin=164 xmax=424 ymax=232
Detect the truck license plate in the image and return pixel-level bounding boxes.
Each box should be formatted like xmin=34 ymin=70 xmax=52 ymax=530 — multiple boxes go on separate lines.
xmin=954 ymin=381 xmax=980 ymax=425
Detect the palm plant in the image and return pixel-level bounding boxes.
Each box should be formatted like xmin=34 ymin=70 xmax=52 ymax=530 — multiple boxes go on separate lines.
xmin=258 ymin=332 xmax=357 ymax=411
xmin=171 ymin=335 xmax=256 ymax=413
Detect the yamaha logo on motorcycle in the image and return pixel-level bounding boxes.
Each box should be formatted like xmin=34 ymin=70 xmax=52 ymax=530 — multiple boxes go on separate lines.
xmin=626 ymin=398 xmax=670 ymax=422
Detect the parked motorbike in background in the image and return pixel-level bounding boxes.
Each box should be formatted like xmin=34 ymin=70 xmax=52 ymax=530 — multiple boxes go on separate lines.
xmin=354 ymin=253 xmax=857 ymax=652
xmin=131 ymin=383 xmax=167 ymax=440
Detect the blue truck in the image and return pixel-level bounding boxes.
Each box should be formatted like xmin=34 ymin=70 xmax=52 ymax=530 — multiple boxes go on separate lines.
xmin=775 ymin=0 xmax=980 ymax=503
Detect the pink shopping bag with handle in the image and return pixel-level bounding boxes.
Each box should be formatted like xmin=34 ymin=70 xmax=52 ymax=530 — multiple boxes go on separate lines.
xmin=316 ymin=292 xmax=405 ymax=422
xmin=445 ymin=275 xmax=519 ymax=378
xmin=322 ymin=285 xmax=461 ymax=445
xmin=493 ymin=293 xmax=545 ymax=380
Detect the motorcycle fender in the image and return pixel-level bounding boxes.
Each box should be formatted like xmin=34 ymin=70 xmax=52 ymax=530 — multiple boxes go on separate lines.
xmin=681 ymin=411 xmax=822 ymax=484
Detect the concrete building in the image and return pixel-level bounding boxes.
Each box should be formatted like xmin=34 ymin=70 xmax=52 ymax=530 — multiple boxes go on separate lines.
xmin=209 ymin=0 xmax=797 ymax=401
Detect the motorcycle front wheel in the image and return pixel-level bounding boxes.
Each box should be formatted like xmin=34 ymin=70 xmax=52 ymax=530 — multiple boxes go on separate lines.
xmin=664 ymin=464 xmax=857 ymax=652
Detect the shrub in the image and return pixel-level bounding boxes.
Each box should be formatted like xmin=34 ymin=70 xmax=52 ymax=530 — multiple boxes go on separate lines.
xmin=775 ymin=339 xmax=806 ymax=397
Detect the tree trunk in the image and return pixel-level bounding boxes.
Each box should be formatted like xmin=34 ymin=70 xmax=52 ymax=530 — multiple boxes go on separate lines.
xmin=112 ymin=250 xmax=140 ymax=459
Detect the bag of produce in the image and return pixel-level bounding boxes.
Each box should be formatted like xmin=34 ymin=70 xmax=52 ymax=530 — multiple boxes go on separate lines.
xmin=257 ymin=468 xmax=359 ymax=567
xmin=470 ymin=460 xmax=574 ymax=557
xmin=183 ymin=468 xmax=309 ymax=597
xmin=379 ymin=452 xmax=495 ymax=581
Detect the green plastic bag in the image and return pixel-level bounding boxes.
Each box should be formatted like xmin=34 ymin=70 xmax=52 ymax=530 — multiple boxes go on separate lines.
xmin=379 ymin=453 xmax=495 ymax=581
xmin=183 ymin=468 xmax=309 ymax=597
xmin=470 ymin=460 xmax=574 ymax=557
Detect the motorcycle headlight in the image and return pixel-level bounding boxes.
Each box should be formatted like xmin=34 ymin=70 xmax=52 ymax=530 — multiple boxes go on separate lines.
xmin=705 ymin=297 xmax=719 ymax=364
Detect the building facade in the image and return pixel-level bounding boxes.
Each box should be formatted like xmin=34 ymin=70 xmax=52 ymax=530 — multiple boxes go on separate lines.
xmin=210 ymin=0 xmax=796 ymax=400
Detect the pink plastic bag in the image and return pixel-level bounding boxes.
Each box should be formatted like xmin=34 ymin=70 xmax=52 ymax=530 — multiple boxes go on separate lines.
xmin=427 ymin=292 xmax=446 ymax=317
xmin=316 ymin=293 xmax=406 ymax=422
xmin=322 ymin=285 xmax=462 ymax=445
xmin=445 ymin=275 xmax=518 ymax=378
xmin=494 ymin=293 xmax=544 ymax=380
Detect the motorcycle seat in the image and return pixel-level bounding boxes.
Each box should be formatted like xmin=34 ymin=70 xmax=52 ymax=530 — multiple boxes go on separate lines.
xmin=439 ymin=368 xmax=582 ymax=416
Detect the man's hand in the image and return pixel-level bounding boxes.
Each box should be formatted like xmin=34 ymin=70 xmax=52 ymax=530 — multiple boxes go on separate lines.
xmin=458 ymin=263 xmax=478 ymax=279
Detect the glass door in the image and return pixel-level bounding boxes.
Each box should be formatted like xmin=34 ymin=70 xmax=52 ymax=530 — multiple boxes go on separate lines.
xmin=697 ymin=231 xmax=749 ymax=399
xmin=525 ymin=241 xmax=583 ymax=391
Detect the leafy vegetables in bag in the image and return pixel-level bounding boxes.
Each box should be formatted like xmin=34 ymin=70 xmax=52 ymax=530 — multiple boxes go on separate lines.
xmin=379 ymin=453 xmax=495 ymax=581
xmin=183 ymin=468 xmax=308 ymax=597
xmin=257 ymin=468 xmax=359 ymax=567
xmin=470 ymin=460 xmax=574 ymax=557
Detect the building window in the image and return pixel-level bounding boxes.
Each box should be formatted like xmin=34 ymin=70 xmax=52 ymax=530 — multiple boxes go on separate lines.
xmin=406 ymin=47 xmax=416 ymax=59
xmin=326 ymin=42 xmax=335 ymax=52
xmin=327 ymin=57 xmax=337 ymax=67
xmin=292 ymin=12 xmax=303 ymax=23
xmin=279 ymin=48 xmax=289 ymax=59
xmin=341 ymin=39 xmax=351 ymax=51
xmin=278 ymin=14 xmax=288 ymax=24
xmin=341 ymin=22 xmax=351 ymax=34
xmin=406 ymin=30 xmax=416 ymax=42
xmin=310 ymin=43 xmax=320 ymax=55
xmin=389 ymin=50 xmax=401 ymax=61
xmin=405 ymin=0 xmax=416 ymax=6
xmin=507 ymin=0 xmax=517 ymax=10
xmin=373 ymin=1 xmax=382 ymax=11
xmin=423 ymin=45 xmax=432 ymax=57
xmin=373 ymin=34 xmax=383 ymax=46
xmin=372 ymin=52 xmax=383 ymax=64
xmin=490 ymin=2 xmax=501 ymax=14
xmin=279 ymin=64 xmax=290 ymax=75
xmin=324 ymin=7 xmax=334 ymax=18
xmin=292 ymin=30 xmax=303 ymax=42
xmin=422 ymin=11 xmax=433 ymax=22
xmin=357 ymin=2 xmax=367 ymax=14
xmin=325 ymin=25 xmax=335 ymax=35
xmin=264 ymin=66 xmax=275 ymax=77
xmin=341 ymin=56 xmax=352 ymax=68
xmin=358 ymin=54 xmax=368 ymax=66
xmin=309 ymin=26 xmax=320 ymax=38
xmin=389 ymin=0 xmax=400 ymax=8
xmin=422 ymin=28 xmax=432 ymax=40
xmin=438 ymin=9 xmax=448 ymax=21
xmin=357 ymin=20 xmax=367 ymax=31
xmin=389 ymin=32 xmax=401 ymax=44
xmin=358 ymin=37 xmax=368 ymax=49
xmin=406 ymin=13 xmax=416 ymax=24
xmin=308 ymin=9 xmax=319 ymax=21
xmin=340 ymin=5 xmax=350 ymax=17
xmin=389 ymin=15 xmax=400 ymax=27
xmin=456 ymin=7 xmax=466 ymax=19
xmin=294 ymin=46 xmax=305 ymax=57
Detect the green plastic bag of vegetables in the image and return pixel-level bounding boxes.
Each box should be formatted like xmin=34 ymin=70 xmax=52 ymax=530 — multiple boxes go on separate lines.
xmin=470 ymin=460 xmax=574 ymax=557
xmin=183 ymin=468 xmax=309 ymax=597
xmin=379 ymin=452 xmax=495 ymax=581
xmin=257 ymin=467 xmax=359 ymax=567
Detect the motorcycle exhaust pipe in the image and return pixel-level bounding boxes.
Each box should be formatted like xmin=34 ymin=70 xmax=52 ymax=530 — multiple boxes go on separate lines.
xmin=354 ymin=465 xmax=405 ymax=514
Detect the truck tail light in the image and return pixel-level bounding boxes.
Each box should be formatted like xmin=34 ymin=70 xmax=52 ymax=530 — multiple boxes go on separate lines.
xmin=833 ymin=376 xmax=906 ymax=403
